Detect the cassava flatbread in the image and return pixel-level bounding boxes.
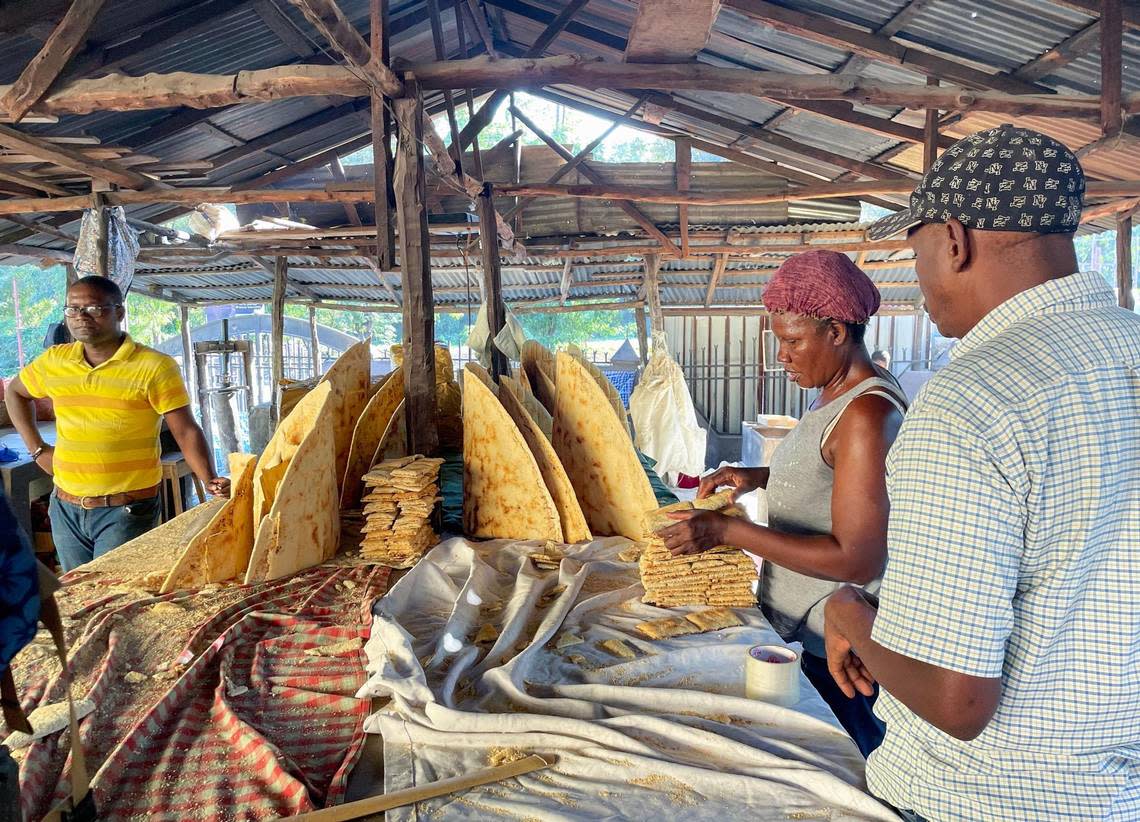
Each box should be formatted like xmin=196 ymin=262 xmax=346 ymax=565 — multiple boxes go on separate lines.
xmin=373 ymin=398 xmax=407 ymax=464
xmin=521 ymin=340 xmax=557 ymax=414
xmin=684 ymin=608 xmax=744 ymax=632
xmin=499 ymin=377 xmax=591 ymax=543
xmin=340 ymin=368 xmax=403 ymax=507
xmin=553 ymin=352 xmax=656 ymax=540
xmin=500 ymin=374 xmax=552 ymax=441
xmin=566 ymin=344 xmax=631 ymax=437
xmin=462 ymin=365 xmax=562 ymax=541
xmin=318 ymin=338 xmax=371 ymax=491
xmin=635 ymin=616 xmax=701 ymax=640
xmin=161 ymin=452 xmax=257 ymax=592
xmin=246 ymin=381 xmax=340 ymax=582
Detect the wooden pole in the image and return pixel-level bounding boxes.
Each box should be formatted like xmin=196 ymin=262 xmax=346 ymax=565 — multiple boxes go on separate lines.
xmin=645 ymin=253 xmax=665 ymax=342
xmin=371 ymin=0 xmax=396 ymax=270
xmin=309 ymin=304 xmax=321 ymax=376
xmin=923 ymin=77 xmax=939 ymax=172
xmin=393 ymin=88 xmax=438 ymax=455
xmin=179 ymin=304 xmax=196 ymax=407
xmin=1102 ymin=0 xmax=1123 ymax=137
xmin=477 ymin=183 xmax=510 ymax=380
xmin=635 ymin=305 xmax=648 ymax=364
xmin=675 ymin=136 xmax=691 ymax=258
xmin=1117 ymin=212 xmax=1134 ymax=310
xmin=270 ymin=255 xmax=288 ymax=425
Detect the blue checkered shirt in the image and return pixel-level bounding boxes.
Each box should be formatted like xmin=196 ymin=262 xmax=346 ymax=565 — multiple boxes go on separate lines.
xmin=867 ymin=271 xmax=1140 ymax=821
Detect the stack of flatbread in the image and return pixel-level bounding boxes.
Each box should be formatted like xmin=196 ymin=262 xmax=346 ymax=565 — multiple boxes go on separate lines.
xmin=638 ymin=491 xmax=757 ymax=607
xmin=359 ymin=455 xmax=443 ymax=567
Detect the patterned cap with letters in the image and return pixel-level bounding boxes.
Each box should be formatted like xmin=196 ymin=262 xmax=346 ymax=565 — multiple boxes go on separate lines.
xmin=868 ymin=124 xmax=1085 ymax=241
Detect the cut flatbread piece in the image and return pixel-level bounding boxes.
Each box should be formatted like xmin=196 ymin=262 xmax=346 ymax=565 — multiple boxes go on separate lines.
xmin=500 ymin=374 xmax=553 ymax=441
xmin=318 ymin=338 xmax=372 ymax=490
xmin=340 ymin=368 xmax=403 ymax=507
xmin=462 ymin=366 xmax=562 ymax=541
xmin=500 ymin=377 xmax=591 ymax=543
xmin=474 ymin=624 xmax=499 ymax=644
xmin=555 ymin=631 xmax=584 ymax=649
xmin=246 ymin=381 xmax=340 ymax=583
xmin=635 ymin=616 xmax=701 ymax=640
xmin=553 ymin=352 xmax=657 ymax=540
xmin=161 ymin=452 xmax=257 ymax=592
xmin=521 ymin=340 xmax=557 ymax=414
xmin=373 ymin=398 xmax=407 ymax=464
xmin=597 ymin=638 xmax=637 ymax=659
xmin=566 ymin=344 xmax=631 ymax=438
xmin=684 ymin=608 xmax=744 ymax=632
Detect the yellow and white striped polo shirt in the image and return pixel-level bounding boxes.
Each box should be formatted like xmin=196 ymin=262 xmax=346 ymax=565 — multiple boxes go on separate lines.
xmin=19 ymin=335 xmax=190 ymax=497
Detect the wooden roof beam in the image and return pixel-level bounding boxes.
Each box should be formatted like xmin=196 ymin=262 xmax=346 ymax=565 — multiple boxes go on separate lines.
xmin=704 ymin=253 xmax=728 ymax=307
xmin=494 ymin=179 xmax=914 ymax=204
xmin=1014 ymin=20 xmax=1100 ymax=83
xmin=1102 ymin=0 xmax=1123 ymax=137
xmin=2 ymin=0 xmax=107 ymax=123
xmin=624 ymin=0 xmax=721 ymax=63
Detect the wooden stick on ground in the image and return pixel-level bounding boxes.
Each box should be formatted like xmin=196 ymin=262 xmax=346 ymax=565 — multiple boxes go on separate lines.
xmin=284 ymin=754 xmax=553 ymax=821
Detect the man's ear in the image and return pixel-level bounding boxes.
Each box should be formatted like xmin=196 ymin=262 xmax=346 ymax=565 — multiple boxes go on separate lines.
xmin=945 ymin=218 xmax=972 ymax=273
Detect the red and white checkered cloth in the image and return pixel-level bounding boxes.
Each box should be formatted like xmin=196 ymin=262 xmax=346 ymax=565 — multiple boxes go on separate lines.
xmin=17 ymin=564 xmax=390 ymax=821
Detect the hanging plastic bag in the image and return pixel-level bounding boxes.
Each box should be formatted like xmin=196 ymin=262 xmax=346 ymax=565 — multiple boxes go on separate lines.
xmin=465 ymin=303 xmax=493 ymax=368
xmin=465 ymin=302 xmax=527 ymax=367
xmin=630 ymin=333 xmax=707 ymax=484
xmin=492 ymin=308 xmax=527 ymax=362
xmin=73 ymin=206 xmax=140 ymax=296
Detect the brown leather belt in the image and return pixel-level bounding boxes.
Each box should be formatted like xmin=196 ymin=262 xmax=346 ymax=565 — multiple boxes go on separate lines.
xmin=54 ymin=483 xmax=161 ymax=510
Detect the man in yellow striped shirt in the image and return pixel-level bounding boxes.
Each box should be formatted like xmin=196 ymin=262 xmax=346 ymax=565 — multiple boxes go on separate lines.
xmin=5 ymin=276 xmax=229 ymax=571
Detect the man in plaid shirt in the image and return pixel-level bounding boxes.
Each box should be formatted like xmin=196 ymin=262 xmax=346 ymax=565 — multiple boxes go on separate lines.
xmin=825 ymin=125 xmax=1140 ymax=821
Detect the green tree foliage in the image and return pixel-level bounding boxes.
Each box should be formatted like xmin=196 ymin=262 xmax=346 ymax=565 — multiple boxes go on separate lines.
xmin=0 ymin=264 xmax=66 ymax=378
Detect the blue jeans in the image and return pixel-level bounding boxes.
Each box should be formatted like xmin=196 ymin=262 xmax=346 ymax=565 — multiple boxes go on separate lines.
xmin=801 ymin=650 xmax=886 ymax=758
xmin=48 ymin=492 xmax=161 ymax=572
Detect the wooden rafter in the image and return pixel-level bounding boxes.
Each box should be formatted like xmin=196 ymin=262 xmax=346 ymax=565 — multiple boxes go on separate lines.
xmin=288 ymin=0 xmax=403 ymax=96
xmin=875 ymin=0 xmax=936 ymax=38
xmin=492 ymin=179 xmax=920 ymax=205
xmin=2 ymin=0 xmax=107 ymax=123
xmin=328 ymin=157 xmax=363 ymax=226
xmin=721 ymin=0 xmax=1044 ymax=94
xmin=511 ymin=109 xmax=681 ymax=257
xmin=676 ymin=137 xmax=691 ymax=259
xmin=559 ymin=257 xmax=574 ymax=304
xmin=704 ymin=253 xmax=728 ymax=307
xmin=1015 ymin=20 xmax=1101 ymax=83
xmin=450 ymin=0 xmax=591 ymax=153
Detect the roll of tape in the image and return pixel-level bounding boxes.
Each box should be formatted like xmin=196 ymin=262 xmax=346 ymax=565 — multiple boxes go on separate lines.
xmin=745 ymin=644 xmax=800 ymax=706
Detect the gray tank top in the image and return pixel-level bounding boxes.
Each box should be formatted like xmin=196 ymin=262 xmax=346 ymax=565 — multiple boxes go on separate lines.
xmin=760 ymin=374 xmax=906 ymax=658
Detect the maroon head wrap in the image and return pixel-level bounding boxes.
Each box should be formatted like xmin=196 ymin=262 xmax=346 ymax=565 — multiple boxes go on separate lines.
xmin=761 ymin=250 xmax=880 ymax=324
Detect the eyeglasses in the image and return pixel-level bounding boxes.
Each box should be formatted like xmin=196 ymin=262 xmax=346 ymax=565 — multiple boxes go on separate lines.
xmin=64 ymin=304 xmax=120 ymax=318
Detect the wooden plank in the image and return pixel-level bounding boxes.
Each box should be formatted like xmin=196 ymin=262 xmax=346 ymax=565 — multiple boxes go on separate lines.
xmin=252 ymin=0 xmax=315 ymax=58
xmin=0 ymin=123 xmax=153 ymax=188
xmin=875 ymin=0 xmax=935 ymax=37
xmin=624 ymin=0 xmax=721 ymax=63
xmin=477 ymin=183 xmax=510 ymax=379
xmin=1103 ymin=0 xmax=1123 ymax=137
xmin=427 ymin=0 xmax=465 ymax=172
xmin=450 ymin=0 xmax=591 ymax=152
xmin=0 ymin=167 xmax=69 ymax=195
xmin=270 ymin=256 xmax=288 ymax=424
xmin=2 ymin=0 xmax=107 ymax=123
xmin=704 ymin=253 xmax=727 ymax=307
xmin=393 ymin=90 xmax=439 ymax=455
xmin=1015 ymin=20 xmax=1100 ymax=82
xmin=465 ymin=0 xmax=498 ymax=56
xmin=676 ymin=137 xmax=691 ymax=258
xmin=1117 ymin=212 xmax=1134 ymax=310
xmin=180 ymin=304 xmax=196 ymax=406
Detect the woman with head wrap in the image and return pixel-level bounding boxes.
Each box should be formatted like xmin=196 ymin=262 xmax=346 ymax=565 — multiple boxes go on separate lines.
xmin=658 ymin=250 xmax=906 ymax=757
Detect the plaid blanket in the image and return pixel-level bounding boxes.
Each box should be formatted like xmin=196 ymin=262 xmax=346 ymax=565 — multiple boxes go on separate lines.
xmin=14 ymin=563 xmax=390 ymax=821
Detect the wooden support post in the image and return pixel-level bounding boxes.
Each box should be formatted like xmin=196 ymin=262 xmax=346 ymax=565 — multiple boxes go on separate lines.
xmin=644 ymin=253 xmax=665 ymax=342
xmin=1117 ymin=212 xmax=1134 ymax=310
xmin=923 ymin=77 xmax=939 ymax=172
xmin=635 ymin=306 xmax=648 ymax=364
xmin=704 ymin=252 xmax=727 ymax=307
xmin=270 ymin=255 xmax=288 ymax=425
xmin=179 ymin=304 xmax=196 ymax=408
xmin=64 ymin=262 xmax=77 ymax=287
xmin=1102 ymin=0 xmax=1123 ymax=137
xmin=309 ymin=304 xmax=321 ymax=376
xmin=426 ymin=0 xmax=464 ymax=172
xmin=477 ymin=183 xmax=510 ymax=380
xmin=393 ymin=90 xmax=439 ymax=455
xmin=675 ymin=136 xmax=691 ymax=258
xmin=371 ymin=0 xmax=396 ymax=270
xmin=559 ymin=257 xmax=573 ymax=305
xmin=93 ymin=195 xmax=109 ymax=279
